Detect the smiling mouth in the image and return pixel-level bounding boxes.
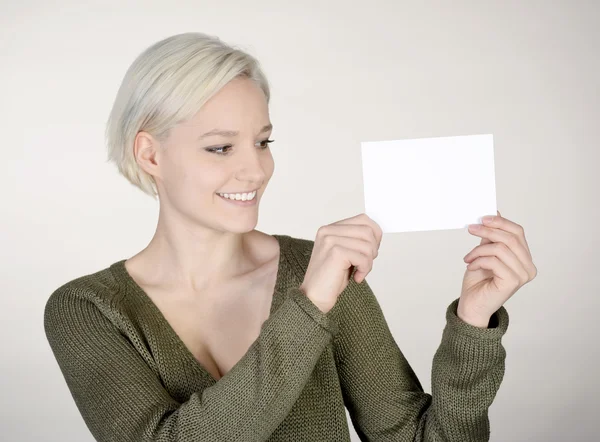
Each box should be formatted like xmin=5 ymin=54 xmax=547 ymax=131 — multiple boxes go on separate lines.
xmin=216 ymin=191 xmax=257 ymax=201
xmin=216 ymin=192 xmax=258 ymax=205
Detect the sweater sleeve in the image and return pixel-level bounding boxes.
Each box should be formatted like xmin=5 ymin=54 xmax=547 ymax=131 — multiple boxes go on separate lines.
xmin=330 ymin=278 xmax=509 ymax=442
xmin=43 ymin=285 xmax=338 ymax=442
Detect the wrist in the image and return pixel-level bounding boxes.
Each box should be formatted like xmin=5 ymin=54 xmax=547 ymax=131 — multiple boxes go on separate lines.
xmin=457 ymin=302 xmax=491 ymax=328
xmin=298 ymin=285 xmax=332 ymax=314
xmin=308 ymin=297 xmax=332 ymax=314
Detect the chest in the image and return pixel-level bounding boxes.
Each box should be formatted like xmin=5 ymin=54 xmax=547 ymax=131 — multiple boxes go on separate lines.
xmin=149 ymin=275 xmax=277 ymax=382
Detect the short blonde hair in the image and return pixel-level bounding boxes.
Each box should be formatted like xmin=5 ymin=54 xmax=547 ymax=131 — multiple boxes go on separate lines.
xmin=105 ymin=32 xmax=271 ymax=200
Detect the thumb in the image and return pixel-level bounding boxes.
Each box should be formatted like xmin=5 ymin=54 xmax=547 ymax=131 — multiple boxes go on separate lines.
xmin=480 ymin=209 xmax=501 ymax=245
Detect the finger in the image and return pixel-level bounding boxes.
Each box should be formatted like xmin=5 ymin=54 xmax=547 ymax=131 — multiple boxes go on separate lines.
xmin=464 ymin=243 xmax=531 ymax=284
xmin=320 ymin=224 xmax=379 ymax=257
xmin=326 ymin=242 xmax=372 ymax=283
xmin=481 ymin=211 xmax=530 ymax=253
xmin=331 ymin=213 xmax=383 ymax=246
xmin=324 ymin=234 xmax=378 ymax=260
xmin=480 ymin=236 xmax=493 ymax=246
xmin=467 ymin=225 xmax=536 ymax=278
xmin=359 ymin=213 xmax=383 ymax=248
xmin=330 ymin=222 xmax=380 ymax=252
xmin=467 ymin=256 xmax=520 ymax=290
xmin=339 ymin=213 xmax=383 ymax=248
xmin=332 ymin=245 xmax=372 ymax=283
xmin=476 ymin=210 xmax=500 ymax=246
xmin=371 ymin=217 xmax=383 ymax=246
xmin=322 ymin=234 xmax=377 ymax=284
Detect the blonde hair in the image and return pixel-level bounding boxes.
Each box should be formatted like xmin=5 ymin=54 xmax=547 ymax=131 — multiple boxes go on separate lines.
xmin=105 ymin=32 xmax=271 ymax=200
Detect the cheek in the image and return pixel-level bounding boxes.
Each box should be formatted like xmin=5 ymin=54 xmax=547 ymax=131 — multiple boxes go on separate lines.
xmin=263 ymin=154 xmax=275 ymax=178
xmin=165 ymin=161 xmax=214 ymax=195
xmin=160 ymin=148 xmax=191 ymax=183
xmin=192 ymin=166 xmax=227 ymax=193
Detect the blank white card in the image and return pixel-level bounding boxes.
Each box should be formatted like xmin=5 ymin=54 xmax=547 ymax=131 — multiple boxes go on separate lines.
xmin=361 ymin=134 xmax=497 ymax=233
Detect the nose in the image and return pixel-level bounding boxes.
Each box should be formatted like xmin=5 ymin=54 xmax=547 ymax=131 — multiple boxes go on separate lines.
xmin=234 ymin=143 xmax=268 ymax=183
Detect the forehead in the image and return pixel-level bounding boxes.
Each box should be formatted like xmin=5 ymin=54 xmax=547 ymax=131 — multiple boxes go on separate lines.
xmin=190 ymin=77 xmax=269 ymax=128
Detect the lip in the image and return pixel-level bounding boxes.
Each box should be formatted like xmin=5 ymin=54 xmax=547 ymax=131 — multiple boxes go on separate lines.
xmin=217 ymin=188 xmax=259 ymax=194
xmin=216 ymin=193 xmax=258 ymax=206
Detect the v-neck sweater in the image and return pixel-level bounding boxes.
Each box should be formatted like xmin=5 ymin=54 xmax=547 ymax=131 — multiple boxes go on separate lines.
xmin=44 ymin=233 xmax=509 ymax=442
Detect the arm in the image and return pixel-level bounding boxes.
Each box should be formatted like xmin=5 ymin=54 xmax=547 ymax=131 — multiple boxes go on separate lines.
xmin=329 ymin=278 xmax=509 ymax=442
xmin=44 ymin=285 xmax=337 ymax=442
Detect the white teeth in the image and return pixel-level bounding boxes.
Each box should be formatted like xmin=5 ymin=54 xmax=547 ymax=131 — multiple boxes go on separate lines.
xmin=217 ymin=190 xmax=257 ymax=201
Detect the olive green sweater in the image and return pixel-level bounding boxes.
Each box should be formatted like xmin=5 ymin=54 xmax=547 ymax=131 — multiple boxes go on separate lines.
xmin=44 ymin=234 xmax=509 ymax=442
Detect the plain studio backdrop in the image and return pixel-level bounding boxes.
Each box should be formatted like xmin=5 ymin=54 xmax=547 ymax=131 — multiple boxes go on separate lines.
xmin=2 ymin=1 xmax=598 ymax=441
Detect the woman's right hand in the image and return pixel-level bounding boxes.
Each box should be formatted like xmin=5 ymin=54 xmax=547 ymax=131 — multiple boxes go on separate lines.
xmin=299 ymin=213 xmax=383 ymax=314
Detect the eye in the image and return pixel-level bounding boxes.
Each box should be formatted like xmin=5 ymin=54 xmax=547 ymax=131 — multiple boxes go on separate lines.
xmin=205 ymin=139 xmax=275 ymax=155
xmin=258 ymin=139 xmax=275 ymax=149
xmin=206 ymin=145 xmax=232 ymax=155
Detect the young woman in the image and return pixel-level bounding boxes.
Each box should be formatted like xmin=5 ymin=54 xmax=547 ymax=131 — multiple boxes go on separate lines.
xmin=44 ymin=32 xmax=537 ymax=442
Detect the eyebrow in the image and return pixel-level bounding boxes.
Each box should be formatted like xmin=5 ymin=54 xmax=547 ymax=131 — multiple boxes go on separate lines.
xmin=197 ymin=123 xmax=273 ymax=140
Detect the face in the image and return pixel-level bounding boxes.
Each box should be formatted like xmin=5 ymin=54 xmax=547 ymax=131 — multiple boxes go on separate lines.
xmin=136 ymin=76 xmax=275 ymax=233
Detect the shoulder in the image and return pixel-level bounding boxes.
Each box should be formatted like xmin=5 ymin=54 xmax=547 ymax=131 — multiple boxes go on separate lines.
xmin=277 ymin=233 xmax=315 ymax=256
xmin=43 ymin=262 xmax=127 ymax=335
xmin=45 ymin=263 xmax=123 ymax=307
xmin=275 ymin=233 xmax=316 ymax=269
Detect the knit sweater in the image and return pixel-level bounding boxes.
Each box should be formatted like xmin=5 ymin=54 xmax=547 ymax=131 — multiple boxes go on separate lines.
xmin=44 ymin=233 xmax=509 ymax=442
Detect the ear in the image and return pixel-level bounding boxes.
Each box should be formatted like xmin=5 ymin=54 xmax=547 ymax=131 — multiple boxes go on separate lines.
xmin=134 ymin=131 xmax=162 ymax=178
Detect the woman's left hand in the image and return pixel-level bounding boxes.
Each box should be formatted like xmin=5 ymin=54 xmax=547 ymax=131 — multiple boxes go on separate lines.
xmin=459 ymin=211 xmax=537 ymax=327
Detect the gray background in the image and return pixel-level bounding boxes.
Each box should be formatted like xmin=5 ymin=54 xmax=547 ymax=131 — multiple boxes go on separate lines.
xmin=2 ymin=1 xmax=598 ymax=441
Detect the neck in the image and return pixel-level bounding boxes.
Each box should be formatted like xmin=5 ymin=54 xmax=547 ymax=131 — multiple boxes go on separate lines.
xmin=135 ymin=225 xmax=258 ymax=293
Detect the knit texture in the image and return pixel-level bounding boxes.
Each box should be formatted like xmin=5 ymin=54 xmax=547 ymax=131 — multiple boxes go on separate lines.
xmin=44 ymin=233 xmax=509 ymax=441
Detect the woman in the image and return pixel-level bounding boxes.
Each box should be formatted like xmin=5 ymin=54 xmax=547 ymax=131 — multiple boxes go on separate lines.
xmin=44 ymin=32 xmax=537 ymax=442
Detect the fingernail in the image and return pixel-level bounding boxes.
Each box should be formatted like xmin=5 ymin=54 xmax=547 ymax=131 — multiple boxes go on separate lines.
xmin=469 ymin=224 xmax=481 ymax=230
xmin=482 ymin=216 xmax=495 ymax=223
